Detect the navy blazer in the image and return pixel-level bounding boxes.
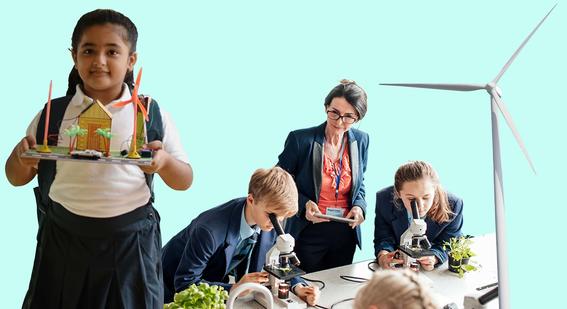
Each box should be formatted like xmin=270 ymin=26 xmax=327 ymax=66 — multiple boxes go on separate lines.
xmin=277 ymin=122 xmax=369 ymax=247
xmin=161 ymin=197 xmax=301 ymax=303
xmin=374 ymin=186 xmax=464 ymax=265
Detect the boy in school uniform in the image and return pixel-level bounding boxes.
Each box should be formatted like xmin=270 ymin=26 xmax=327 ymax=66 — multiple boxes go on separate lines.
xmin=162 ymin=167 xmax=320 ymax=306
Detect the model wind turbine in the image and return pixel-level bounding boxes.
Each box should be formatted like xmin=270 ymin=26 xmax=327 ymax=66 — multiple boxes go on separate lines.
xmin=381 ymin=4 xmax=555 ymax=309
xmin=113 ymin=67 xmax=149 ymax=159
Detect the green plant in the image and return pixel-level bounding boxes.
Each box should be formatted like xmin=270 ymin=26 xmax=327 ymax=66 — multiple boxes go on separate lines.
xmin=443 ymin=236 xmax=478 ymax=278
xmin=164 ymin=283 xmax=229 ymax=309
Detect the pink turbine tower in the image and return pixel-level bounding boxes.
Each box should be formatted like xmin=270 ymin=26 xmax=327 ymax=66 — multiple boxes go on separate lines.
xmin=37 ymin=80 xmax=53 ymax=153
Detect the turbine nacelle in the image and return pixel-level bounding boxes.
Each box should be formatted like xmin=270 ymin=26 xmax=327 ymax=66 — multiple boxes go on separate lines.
xmin=485 ymin=83 xmax=502 ymax=97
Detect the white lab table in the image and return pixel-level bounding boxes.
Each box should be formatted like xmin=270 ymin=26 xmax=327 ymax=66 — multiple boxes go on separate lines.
xmin=234 ymin=234 xmax=499 ymax=308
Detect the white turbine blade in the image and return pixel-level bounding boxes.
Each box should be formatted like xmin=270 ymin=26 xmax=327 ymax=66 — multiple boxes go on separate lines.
xmin=380 ymin=83 xmax=485 ymax=91
xmin=492 ymin=4 xmax=557 ymax=84
xmin=490 ymin=90 xmax=537 ymax=174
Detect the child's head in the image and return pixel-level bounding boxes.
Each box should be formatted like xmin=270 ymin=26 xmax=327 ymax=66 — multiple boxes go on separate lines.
xmin=67 ymin=9 xmax=138 ymax=98
xmin=393 ymin=161 xmax=452 ymax=223
xmin=354 ymin=269 xmax=437 ymax=309
xmin=247 ymin=167 xmax=298 ymax=231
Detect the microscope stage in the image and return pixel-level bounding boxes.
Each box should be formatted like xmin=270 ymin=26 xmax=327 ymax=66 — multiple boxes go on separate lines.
xmin=264 ymin=264 xmax=306 ymax=281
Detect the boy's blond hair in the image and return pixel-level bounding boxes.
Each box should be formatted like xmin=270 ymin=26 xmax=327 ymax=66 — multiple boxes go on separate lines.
xmin=354 ymin=269 xmax=437 ymax=309
xmin=248 ymin=167 xmax=298 ymax=217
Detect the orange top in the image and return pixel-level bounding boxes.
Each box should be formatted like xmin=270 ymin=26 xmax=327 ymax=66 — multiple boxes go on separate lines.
xmin=318 ymin=143 xmax=352 ymax=215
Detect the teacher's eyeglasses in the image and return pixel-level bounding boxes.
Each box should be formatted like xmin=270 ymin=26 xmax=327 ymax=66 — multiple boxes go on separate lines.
xmin=326 ymin=110 xmax=358 ymax=124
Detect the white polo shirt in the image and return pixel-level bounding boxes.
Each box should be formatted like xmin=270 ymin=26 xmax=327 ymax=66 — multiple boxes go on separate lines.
xmin=27 ymin=85 xmax=189 ymax=218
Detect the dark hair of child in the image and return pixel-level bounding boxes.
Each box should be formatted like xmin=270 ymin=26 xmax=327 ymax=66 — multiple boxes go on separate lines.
xmin=66 ymin=9 xmax=138 ymax=96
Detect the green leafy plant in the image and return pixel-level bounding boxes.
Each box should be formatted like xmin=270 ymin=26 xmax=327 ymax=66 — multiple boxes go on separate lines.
xmin=443 ymin=236 xmax=477 ymax=278
xmin=164 ymin=283 xmax=229 ymax=309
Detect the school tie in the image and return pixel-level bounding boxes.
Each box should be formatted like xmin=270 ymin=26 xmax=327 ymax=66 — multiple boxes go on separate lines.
xmin=228 ymin=232 xmax=258 ymax=277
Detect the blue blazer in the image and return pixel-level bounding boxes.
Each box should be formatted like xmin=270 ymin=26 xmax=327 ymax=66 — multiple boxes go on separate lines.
xmin=277 ymin=122 xmax=369 ymax=247
xmin=374 ymin=186 xmax=464 ymax=265
xmin=161 ymin=197 xmax=301 ymax=303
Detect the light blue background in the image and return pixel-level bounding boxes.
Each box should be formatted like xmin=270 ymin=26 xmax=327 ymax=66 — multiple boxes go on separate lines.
xmin=1 ymin=1 xmax=564 ymax=307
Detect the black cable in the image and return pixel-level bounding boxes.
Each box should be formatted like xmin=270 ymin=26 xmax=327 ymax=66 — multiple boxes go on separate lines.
xmin=330 ymin=297 xmax=355 ymax=308
xmin=300 ymin=276 xmax=326 ymax=290
xmin=339 ymin=275 xmax=368 ymax=283
xmin=368 ymin=260 xmax=379 ymax=272
xmin=315 ymin=305 xmax=329 ymax=309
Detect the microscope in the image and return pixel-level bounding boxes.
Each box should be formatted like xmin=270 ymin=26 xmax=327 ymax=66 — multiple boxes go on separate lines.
xmin=396 ymin=200 xmax=435 ymax=270
xmin=254 ymin=213 xmax=307 ymax=309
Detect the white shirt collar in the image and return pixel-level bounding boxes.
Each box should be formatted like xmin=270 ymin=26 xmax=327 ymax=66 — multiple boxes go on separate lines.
xmin=70 ymin=84 xmax=132 ymax=108
xmin=240 ymin=202 xmax=260 ymax=240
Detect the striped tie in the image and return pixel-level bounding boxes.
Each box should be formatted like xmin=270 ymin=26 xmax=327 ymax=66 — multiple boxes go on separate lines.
xmin=228 ymin=232 xmax=258 ymax=277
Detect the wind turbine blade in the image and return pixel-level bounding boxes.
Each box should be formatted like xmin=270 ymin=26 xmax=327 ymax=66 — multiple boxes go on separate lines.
xmin=134 ymin=68 xmax=142 ymax=86
xmin=131 ymin=67 xmax=143 ymax=97
xmin=380 ymin=83 xmax=485 ymax=91
xmin=113 ymin=99 xmax=133 ymax=107
xmin=492 ymin=4 xmax=557 ymax=84
xmin=490 ymin=90 xmax=537 ymax=174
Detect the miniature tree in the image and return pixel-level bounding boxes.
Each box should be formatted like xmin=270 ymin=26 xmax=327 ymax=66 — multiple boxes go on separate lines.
xmin=95 ymin=128 xmax=113 ymax=157
xmin=64 ymin=124 xmax=87 ymax=153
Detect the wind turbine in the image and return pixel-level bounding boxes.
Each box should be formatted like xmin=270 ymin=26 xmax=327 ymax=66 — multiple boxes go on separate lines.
xmin=113 ymin=67 xmax=149 ymax=159
xmin=381 ymin=4 xmax=555 ymax=309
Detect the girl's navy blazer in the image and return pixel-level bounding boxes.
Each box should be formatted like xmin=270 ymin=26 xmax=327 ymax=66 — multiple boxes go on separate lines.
xmin=277 ymin=122 xmax=369 ymax=247
xmin=374 ymin=186 xmax=464 ymax=265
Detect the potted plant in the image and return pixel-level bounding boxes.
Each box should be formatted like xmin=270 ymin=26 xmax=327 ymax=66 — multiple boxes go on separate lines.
xmin=164 ymin=283 xmax=229 ymax=309
xmin=443 ymin=236 xmax=477 ymax=278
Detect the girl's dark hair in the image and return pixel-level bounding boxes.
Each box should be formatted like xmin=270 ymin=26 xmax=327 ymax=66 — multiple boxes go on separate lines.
xmin=67 ymin=9 xmax=138 ymax=96
xmin=324 ymin=79 xmax=368 ymax=120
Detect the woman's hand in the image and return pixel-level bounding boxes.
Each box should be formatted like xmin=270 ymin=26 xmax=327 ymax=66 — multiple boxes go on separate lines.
xmin=417 ymin=255 xmax=437 ymax=271
xmin=294 ymin=285 xmax=320 ymax=306
xmin=305 ymin=201 xmax=330 ymax=223
xmin=377 ymin=250 xmax=403 ymax=269
xmin=345 ymin=206 xmax=364 ymax=229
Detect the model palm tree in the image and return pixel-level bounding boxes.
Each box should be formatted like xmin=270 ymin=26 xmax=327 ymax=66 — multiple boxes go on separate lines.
xmin=64 ymin=124 xmax=87 ymax=153
xmin=95 ymin=128 xmax=112 ymax=157
xmin=112 ymin=68 xmax=148 ymax=159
